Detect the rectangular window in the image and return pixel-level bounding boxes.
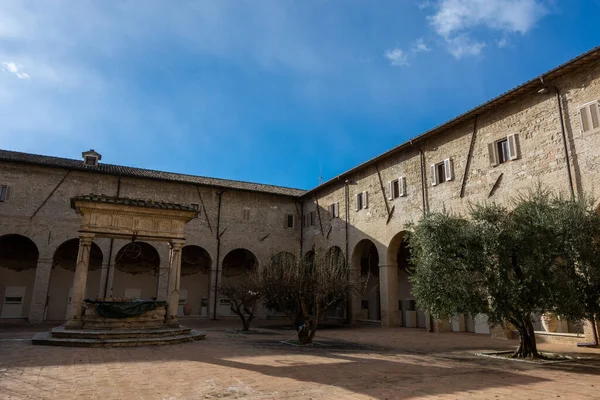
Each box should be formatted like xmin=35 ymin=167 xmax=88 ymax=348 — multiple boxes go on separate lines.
xmin=388 ymin=177 xmax=406 ymax=199
xmin=497 ymin=139 xmax=509 ymax=164
xmin=304 ymin=212 xmax=314 ymax=227
xmin=430 ymin=159 xmax=453 ymax=186
xmin=242 ymin=208 xmax=250 ymax=221
xmin=488 ymin=134 xmax=519 ymax=167
xmin=579 ymin=101 xmax=600 ymax=134
xmin=286 ymin=214 xmax=295 ymax=228
xmin=190 ymin=203 xmax=200 ymax=218
xmin=85 ymin=156 xmax=97 ymax=166
xmin=355 ymin=191 xmax=368 ymax=211
xmin=0 ymin=185 xmax=7 ymax=202
xmin=329 ymin=202 xmax=339 ymax=219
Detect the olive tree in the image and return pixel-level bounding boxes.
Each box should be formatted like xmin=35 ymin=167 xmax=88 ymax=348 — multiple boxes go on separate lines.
xmin=261 ymin=248 xmax=359 ymax=344
xmin=408 ymin=190 xmax=599 ymax=358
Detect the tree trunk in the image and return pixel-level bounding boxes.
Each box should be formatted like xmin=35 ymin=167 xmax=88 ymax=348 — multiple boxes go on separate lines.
xmin=297 ymin=316 xmax=313 ymax=344
xmin=512 ymin=318 xmax=539 ymax=358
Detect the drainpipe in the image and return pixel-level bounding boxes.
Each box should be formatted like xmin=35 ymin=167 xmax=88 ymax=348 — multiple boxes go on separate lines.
xmin=540 ymin=78 xmax=575 ymax=199
xmin=299 ymin=201 xmax=304 ymax=259
xmin=212 ymin=191 xmax=224 ymax=320
xmin=344 ymin=180 xmax=349 ymax=268
xmin=344 ymin=179 xmax=351 ymax=324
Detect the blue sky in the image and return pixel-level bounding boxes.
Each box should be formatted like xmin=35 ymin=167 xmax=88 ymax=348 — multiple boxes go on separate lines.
xmin=1 ymin=1 xmax=598 ymax=190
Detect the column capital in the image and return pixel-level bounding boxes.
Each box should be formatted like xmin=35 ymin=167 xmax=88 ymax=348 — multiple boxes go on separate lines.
xmin=37 ymin=257 xmax=54 ymax=265
xmin=169 ymin=239 xmax=185 ymax=250
xmin=78 ymin=233 xmax=95 ymax=244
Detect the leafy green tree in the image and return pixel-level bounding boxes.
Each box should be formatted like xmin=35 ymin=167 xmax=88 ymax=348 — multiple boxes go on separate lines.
xmin=261 ymin=247 xmax=359 ymax=344
xmin=408 ymin=189 xmax=600 ymax=358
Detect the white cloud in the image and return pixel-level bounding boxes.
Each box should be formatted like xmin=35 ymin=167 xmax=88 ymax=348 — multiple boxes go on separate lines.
xmin=2 ymin=62 xmax=30 ymax=79
xmin=446 ymin=35 xmax=486 ymax=58
xmin=413 ymin=38 xmax=431 ymax=53
xmin=497 ymin=37 xmax=509 ymax=48
xmin=384 ymin=48 xmax=409 ymax=66
xmin=428 ymin=0 xmax=547 ymax=58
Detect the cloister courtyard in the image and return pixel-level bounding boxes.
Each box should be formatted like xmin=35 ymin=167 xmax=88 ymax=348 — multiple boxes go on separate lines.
xmin=1 ymin=320 xmax=599 ymax=400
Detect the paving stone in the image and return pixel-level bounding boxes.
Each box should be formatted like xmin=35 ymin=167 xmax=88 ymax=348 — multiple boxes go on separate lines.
xmin=1 ymin=320 xmax=600 ymax=399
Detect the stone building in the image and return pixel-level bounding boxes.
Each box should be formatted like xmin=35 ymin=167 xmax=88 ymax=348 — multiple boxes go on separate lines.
xmin=2 ymin=46 xmax=600 ymax=342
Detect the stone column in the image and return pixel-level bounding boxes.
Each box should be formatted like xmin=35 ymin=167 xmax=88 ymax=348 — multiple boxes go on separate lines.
xmin=166 ymin=239 xmax=184 ymax=327
xmin=348 ymin=263 xmax=362 ymax=324
xmin=379 ymin=264 xmax=399 ymax=327
xmin=65 ymin=234 xmax=94 ymax=329
xmin=28 ymin=258 xmax=53 ymax=323
xmin=208 ymin=258 xmax=219 ymax=319
xmin=97 ymin=260 xmax=111 ymax=299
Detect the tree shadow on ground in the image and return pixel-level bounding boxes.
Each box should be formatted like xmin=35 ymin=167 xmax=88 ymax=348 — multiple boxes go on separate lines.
xmin=1 ymin=321 xmax=600 ymax=399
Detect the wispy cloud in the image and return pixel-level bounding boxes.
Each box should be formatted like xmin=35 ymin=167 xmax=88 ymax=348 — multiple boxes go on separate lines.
xmin=384 ymin=48 xmax=408 ymax=66
xmin=427 ymin=0 xmax=548 ymax=58
xmin=2 ymin=62 xmax=30 ymax=79
xmin=413 ymin=38 xmax=431 ymax=53
xmin=446 ymin=35 xmax=486 ymax=58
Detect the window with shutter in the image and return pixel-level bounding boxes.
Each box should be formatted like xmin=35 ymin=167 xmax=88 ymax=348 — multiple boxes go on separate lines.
xmin=286 ymin=214 xmax=295 ymax=228
xmin=579 ymin=101 xmax=600 ymax=133
xmin=507 ymin=134 xmax=519 ymax=160
xmin=399 ymin=176 xmax=406 ymax=197
xmin=0 ymin=185 xmax=7 ymax=202
xmin=430 ymin=164 xmax=437 ymax=186
xmin=591 ymin=103 xmax=600 ymax=130
xmin=436 ymin=163 xmax=445 ymax=183
xmin=362 ymin=191 xmax=368 ymax=209
xmin=242 ymin=208 xmax=251 ymax=221
xmin=444 ymin=159 xmax=453 ymax=181
xmin=488 ymin=142 xmax=499 ymax=166
xmin=387 ymin=181 xmax=393 ymax=200
xmin=335 ymin=202 xmax=340 ymax=218
xmin=355 ymin=193 xmax=361 ymax=211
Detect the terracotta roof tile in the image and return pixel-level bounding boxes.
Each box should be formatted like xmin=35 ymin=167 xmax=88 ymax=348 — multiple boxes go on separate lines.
xmin=0 ymin=149 xmax=305 ymax=197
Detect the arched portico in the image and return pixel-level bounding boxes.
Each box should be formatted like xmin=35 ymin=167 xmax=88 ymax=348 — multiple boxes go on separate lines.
xmin=0 ymin=234 xmax=39 ymax=318
xmin=219 ymin=248 xmax=258 ymax=317
xmin=46 ymin=239 xmax=103 ymax=320
xmin=112 ymin=241 xmax=160 ymax=300
xmin=325 ymin=246 xmax=347 ymax=320
xmin=387 ymin=231 xmax=425 ymax=328
xmin=180 ymin=245 xmax=211 ymax=316
xmin=351 ymin=239 xmax=380 ymax=322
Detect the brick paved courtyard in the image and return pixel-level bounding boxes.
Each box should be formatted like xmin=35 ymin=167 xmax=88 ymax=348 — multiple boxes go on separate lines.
xmin=1 ymin=320 xmax=599 ymax=400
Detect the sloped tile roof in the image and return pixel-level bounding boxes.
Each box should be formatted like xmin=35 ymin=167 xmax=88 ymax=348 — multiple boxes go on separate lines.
xmin=0 ymin=149 xmax=305 ymax=197
xmin=305 ymin=45 xmax=600 ymax=196
xmin=71 ymin=194 xmax=198 ymax=212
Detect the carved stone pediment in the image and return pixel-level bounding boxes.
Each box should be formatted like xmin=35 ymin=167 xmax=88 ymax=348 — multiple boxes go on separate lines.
xmin=71 ymin=195 xmax=196 ymax=241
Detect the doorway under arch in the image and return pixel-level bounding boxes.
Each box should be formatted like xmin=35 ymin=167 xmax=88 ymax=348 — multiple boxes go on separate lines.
xmin=180 ymin=245 xmax=211 ymax=316
xmin=388 ymin=231 xmax=426 ymax=328
xmin=220 ymin=248 xmax=258 ymax=317
xmin=352 ymin=239 xmax=380 ymax=321
xmin=46 ymin=238 xmax=103 ymax=320
xmin=0 ymin=234 xmax=39 ymax=318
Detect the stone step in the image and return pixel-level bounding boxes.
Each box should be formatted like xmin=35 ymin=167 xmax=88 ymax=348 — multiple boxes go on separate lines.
xmin=31 ymin=329 xmax=206 ymax=348
xmin=50 ymin=325 xmax=193 ymax=340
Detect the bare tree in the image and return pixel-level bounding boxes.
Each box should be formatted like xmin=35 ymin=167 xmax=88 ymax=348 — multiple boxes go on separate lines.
xmin=262 ymin=248 xmax=361 ymax=344
xmin=218 ymin=270 xmax=261 ymax=331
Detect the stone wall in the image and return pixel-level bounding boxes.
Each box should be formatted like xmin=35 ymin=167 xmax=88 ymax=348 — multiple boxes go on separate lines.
xmin=302 ymin=58 xmax=600 ymax=331
xmin=0 ymin=163 xmax=300 ymax=322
